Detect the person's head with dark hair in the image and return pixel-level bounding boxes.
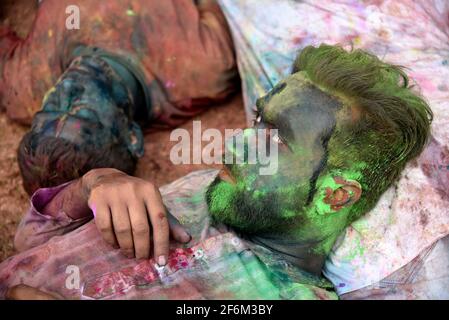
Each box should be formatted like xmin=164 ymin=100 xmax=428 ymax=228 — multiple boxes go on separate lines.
xmin=206 ymin=44 xmax=433 ymax=274
xmin=18 ymin=133 xmax=137 ymax=195
xmin=18 ymin=54 xmax=144 ymax=195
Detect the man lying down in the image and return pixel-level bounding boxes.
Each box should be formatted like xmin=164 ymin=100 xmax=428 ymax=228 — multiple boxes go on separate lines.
xmin=0 ymin=45 xmax=433 ymax=299
xmin=220 ymin=0 xmax=449 ymax=299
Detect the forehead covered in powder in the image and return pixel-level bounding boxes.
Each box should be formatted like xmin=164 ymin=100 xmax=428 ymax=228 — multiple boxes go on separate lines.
xmin=258 ymin=72 xmax=344 ymax=149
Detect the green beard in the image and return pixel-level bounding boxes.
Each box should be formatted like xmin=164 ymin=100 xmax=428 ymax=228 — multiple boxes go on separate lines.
xmin=205 ymin=176 xmax=307 ymax=235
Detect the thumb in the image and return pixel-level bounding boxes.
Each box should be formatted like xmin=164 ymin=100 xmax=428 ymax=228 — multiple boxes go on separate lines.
xmin=166 ymin=209 xmax=191 ymax=243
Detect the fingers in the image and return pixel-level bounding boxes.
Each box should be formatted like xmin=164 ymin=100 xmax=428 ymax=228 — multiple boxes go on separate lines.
xmin=110 ymin=202 xmax=134 ymax=258
xmin=88 ymin=175 xmax=192 ymax=263
xmin=91 ymin=201 xmax=119 ymax=249
xmin=144 ymin=188 xmax=170 ymax=266
xmin=128 ymin=200 xmax=151 ymax=259
xmin=167 ymin=212 xmax=191 ymax=243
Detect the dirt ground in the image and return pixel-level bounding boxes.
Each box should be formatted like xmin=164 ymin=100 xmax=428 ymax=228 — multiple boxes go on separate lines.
xmin=0 ymin=1 xmax=246 ymax=262
xmin=0 ymin=114 xmax=29 ymax=261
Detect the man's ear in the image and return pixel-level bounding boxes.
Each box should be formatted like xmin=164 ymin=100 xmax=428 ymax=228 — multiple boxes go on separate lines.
xmin=323 ymin=176 xmax=362 ymax=212
xmin=126 ymin=122 xmax=144 ymax=158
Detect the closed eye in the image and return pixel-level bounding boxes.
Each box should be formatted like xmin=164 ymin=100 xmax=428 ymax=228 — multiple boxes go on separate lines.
xmin=252 ymin=106 xmax=290 ymax=149
xmin=268 ymin=128 xmax=293 ymax=152
xmin=252 ymin=107 xmax=262 ymax=126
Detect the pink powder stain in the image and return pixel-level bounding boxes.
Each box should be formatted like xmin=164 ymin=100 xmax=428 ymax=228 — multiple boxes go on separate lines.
xmin=90 ymin=204 xmax=97 ymax=218
xmin=409 ymin=72 xmax=436 ymax=93
xmin=324 ymin=12 xmax=333 ymax=24
xmin=165 ymin=80 xmax=176 ymax=88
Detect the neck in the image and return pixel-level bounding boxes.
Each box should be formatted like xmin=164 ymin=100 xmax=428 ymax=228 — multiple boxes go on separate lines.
xmin=245 ymin=231 xmax=330 ymax=276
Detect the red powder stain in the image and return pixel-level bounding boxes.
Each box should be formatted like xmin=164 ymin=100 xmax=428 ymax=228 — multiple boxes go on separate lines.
xmin=292 ymin=36 xmax=303 ymax=45
xmin=83 ymin=246 xmax=197 ymax=299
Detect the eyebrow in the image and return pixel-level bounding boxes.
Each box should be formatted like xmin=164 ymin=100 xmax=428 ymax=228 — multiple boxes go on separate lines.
xmin=257 ymin=82 xmax=287 ymax=112
xmin=254 ymin=83 xmax=288 ymax=129
xmin=268 ymin=82 xmax=287 ymax=98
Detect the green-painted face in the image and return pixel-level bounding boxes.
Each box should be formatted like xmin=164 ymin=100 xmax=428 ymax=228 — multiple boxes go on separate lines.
xmin=206 ymin=73 xmax=362 ymax=261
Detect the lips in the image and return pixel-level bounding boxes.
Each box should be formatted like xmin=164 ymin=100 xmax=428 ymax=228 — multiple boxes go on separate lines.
xmin=218 ymin=165 xmax=237 ymax=185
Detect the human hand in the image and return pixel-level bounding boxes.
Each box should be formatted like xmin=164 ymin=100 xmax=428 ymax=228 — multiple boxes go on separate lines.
xmin=82 ymin=168 xmax=191 ymax=263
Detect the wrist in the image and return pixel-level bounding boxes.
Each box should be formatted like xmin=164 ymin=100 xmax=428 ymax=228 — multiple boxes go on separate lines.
xmin=81 ymin=168 xmax=126 ymax=199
